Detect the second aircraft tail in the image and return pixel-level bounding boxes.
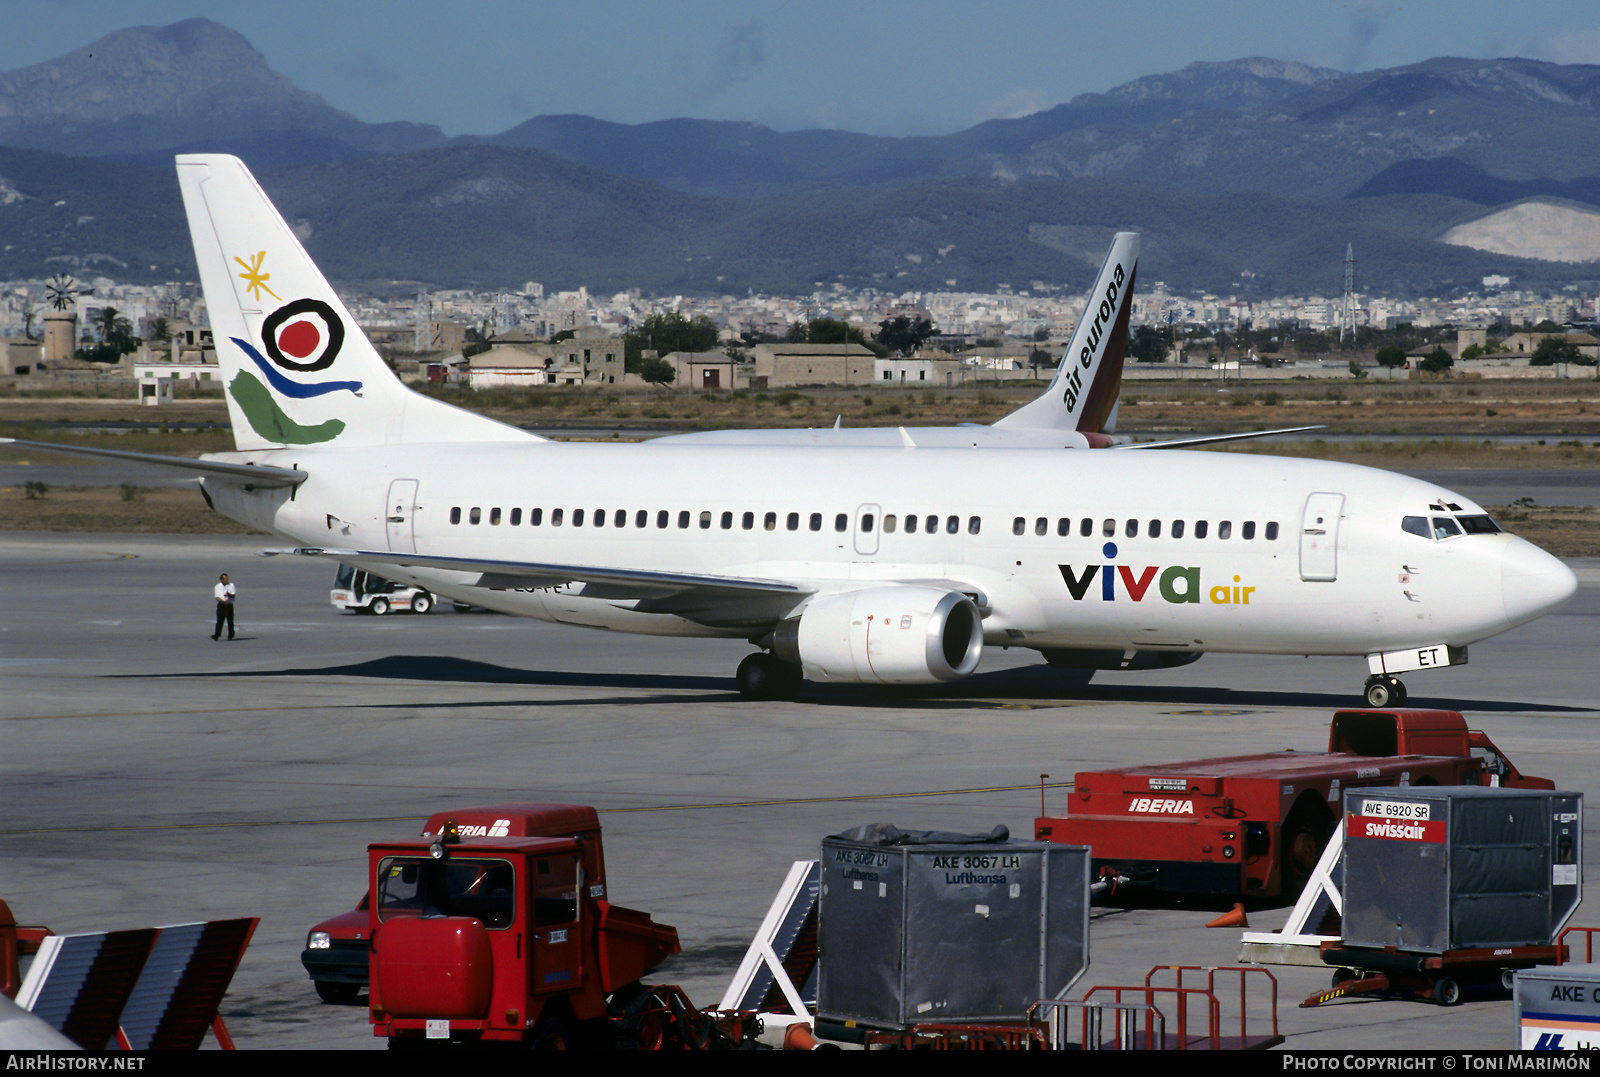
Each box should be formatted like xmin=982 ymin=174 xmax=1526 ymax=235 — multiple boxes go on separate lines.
xmin=994 ymin=231 xmax=1137 ymax=437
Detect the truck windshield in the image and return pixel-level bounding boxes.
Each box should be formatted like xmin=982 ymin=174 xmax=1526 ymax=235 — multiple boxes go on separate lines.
xmin=377 ymin=857 xmax=515 ymax=929
xmin=335 ymin=564 xmax=355 ymax=588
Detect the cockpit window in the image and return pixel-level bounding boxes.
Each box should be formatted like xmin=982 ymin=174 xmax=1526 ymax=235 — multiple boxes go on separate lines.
xmin=1432 ymin=516 xmax=1462 ymax=539
xmin=1457 ymin=514 xmax=1501 ymax=535
xmin=1401 ymin=516 xmax=1430 ymax=539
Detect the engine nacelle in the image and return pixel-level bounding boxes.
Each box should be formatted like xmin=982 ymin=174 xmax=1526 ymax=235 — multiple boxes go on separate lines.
xmin=772 ymin=587 xmax=983 ymax=685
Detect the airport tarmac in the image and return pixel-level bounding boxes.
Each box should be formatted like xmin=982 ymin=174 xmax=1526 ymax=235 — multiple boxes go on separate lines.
xmin=2 ymin=531 xmax=1598 ymax=1051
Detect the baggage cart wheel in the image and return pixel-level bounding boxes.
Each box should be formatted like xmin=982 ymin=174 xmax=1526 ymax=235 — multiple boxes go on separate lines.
xmin=1432 ymin=977 xmax=1461 ymax=1006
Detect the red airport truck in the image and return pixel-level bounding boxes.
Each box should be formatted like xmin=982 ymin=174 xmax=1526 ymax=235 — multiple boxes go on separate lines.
xmin=359 ymin=802 xmax=748 ymax=1048
xmin=1034 ymin=709 xmax=1552 ymax=898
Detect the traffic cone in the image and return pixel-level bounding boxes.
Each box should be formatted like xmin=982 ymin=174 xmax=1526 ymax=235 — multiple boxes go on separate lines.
xmin=1206 ymin=903 xmax=1248 ymax=928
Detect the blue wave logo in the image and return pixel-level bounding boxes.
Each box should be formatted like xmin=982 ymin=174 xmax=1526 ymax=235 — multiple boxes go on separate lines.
xmin=232 ymin=337 xmax=362 ymax=398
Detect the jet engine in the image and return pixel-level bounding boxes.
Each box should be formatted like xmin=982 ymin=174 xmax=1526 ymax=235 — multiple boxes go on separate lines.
xmin=771 ymin=586 xmax=983 ymax=685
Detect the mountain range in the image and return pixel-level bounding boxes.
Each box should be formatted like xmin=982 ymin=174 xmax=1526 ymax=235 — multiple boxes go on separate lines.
xmin=2 ymin=18 xmax=1600 ymax=299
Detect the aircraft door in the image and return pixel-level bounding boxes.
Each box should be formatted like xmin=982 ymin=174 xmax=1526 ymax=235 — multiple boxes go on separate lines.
xmin=385 ymin=479 xmax=419 ymax=554
xmin=1300 ymin=492 xmax=1344 ymax=581
xmin=853 ymin=503 xmax=881 ymax=556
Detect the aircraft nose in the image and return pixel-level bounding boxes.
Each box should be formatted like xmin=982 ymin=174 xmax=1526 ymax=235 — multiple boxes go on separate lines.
xmin=1502 ymin=538 xmax=1578 ymax=628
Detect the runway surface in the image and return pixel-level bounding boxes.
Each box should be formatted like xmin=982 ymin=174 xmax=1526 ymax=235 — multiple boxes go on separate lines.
xmin=2 ymin=531 xmax=1597 ymax=1050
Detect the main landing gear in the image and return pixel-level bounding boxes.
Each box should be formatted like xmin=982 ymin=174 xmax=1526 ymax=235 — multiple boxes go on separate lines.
xmin=736 ymin=652 xmax=803 ymax=701
xmin=1363 ymin=675 xmax=1408 ymax=708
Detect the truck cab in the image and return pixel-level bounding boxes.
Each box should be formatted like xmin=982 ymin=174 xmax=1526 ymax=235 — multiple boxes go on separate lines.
xmin=366 ymin=803 xmax=679 ymax=1047
xmin=1328 ymin=709 xmax=1553 ymax=790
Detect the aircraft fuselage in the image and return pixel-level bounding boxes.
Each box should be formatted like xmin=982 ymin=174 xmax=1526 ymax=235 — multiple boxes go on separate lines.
xmin=204 ymin=440 xmax=1571 ymax=659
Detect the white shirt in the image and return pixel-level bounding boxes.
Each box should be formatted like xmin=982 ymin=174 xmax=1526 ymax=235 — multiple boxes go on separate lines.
xmin=214 ymin=582 xmax=237 ymax=602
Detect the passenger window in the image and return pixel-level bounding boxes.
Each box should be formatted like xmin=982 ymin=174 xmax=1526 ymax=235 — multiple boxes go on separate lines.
xmin=1265 ymin=521 xmax=1279 ymax=540
xmin=721 ymin=511 xmax=733 ymax=529
xmin=861 ymin=514 xmax=874 ymax=532
xmin=470 ymin=507 xmax=481 ymax=524
xmin=968 ymin=516 xmax=981 ymax=535
xmin=1217 ymin=520 xmax=1232 ymax=539
xmin=1125 ymin=519 xmax=1137 ymax=538
xmin=678 ymin=510 xmax=690 ymax=529
xmin=905 ymin=515 xmax=919 ymax=534
xmin=926 ymin=515 xmax=939 ymax=533
xmin=741 ymin=511 xmax=753 ymax=530
xmin=1035 ymin=518 xmax=1048 ymax=536
xmin=1102 ymin=518 xmax=1115 ymax=537
xmin=531 ymin=508 xmax=543 ymax=526
xmin=1080 ymin=519 xmax=1093 ymax=538
xmin=1432 ymin=516 xmax=1461 ymax=539
xmin=1057 ymin=518 xmax=1070 ymax=537
xmin=616 ymin=509 xmax=627 ymax=528
xmin=1194 ymin=520 xmax=1208 ymax=539
xmin=946 ymin=515 xmax=959 ymax=534
xmin=786 ymin=512 xmax=799 ymax=531
xmin=636 ymin=510 xmax=647 ymax=528
xmin=764 ymin=512 xmax=777 ymax=531
xmin=835 ymin=513 xmax=848 ymax=532
xmin=883 ymin=515 xmax=897 ymax=533
xmin=1172 ymin=519 xmax=1185 ymax=538
xmin=700 ymin=511 xmax=713 ymax=529
xmin=510 ymin=508 xmax=522 ymax=526
xmin=1148 ymin=519 xmax=1161 ymax=538
xmin=593 ymin=509 xmax=603 ymax=528
xmin=574 ymin=509 xmax=585 ymax=526
xmin=552 ymin=508 xmax=563 ymax=526
xmin=1013 ymin=517 xmax=1026 ymax=536
xmin=810 ymin=513 xmax=823 ymax=531
xmin=1242 ymin=521 xmax=1255 ymax=540
xmin=450 ymin=507 xmax=461 ymax=525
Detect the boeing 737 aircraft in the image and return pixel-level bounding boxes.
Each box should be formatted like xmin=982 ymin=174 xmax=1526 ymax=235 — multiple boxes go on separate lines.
xmin=4 ymin=155 xmax=1578 ymax=704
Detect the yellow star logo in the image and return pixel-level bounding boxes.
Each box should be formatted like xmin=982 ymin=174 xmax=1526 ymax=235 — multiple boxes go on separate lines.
xmin=233 ymin=250 xmax=281 ymax=302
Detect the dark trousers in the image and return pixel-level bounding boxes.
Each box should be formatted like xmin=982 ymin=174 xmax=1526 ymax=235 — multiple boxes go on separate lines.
xmin=214 ymin=601 xmax=235 ymax=639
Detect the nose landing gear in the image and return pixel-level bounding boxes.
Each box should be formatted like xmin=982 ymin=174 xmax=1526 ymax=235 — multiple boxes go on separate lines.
xmin=1363 ymin=675 xmax=1407 ymax=707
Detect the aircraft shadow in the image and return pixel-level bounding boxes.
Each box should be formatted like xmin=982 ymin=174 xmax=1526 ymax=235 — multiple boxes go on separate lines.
xmin=115 ymin=655 xmax=1594 ymax=714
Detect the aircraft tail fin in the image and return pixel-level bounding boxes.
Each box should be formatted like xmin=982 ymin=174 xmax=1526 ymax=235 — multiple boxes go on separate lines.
xmin=176 ymin=154 xmax=535 ymax=451
xmin=994 ymin=232 xmax=1137 ymax=436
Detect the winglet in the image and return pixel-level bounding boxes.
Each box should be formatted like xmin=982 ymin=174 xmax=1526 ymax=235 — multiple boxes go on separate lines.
xmin=994 ymin=232 xmax=1137 ymax=434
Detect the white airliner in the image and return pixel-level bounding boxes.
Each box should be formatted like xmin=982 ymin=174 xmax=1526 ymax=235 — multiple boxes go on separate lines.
xmin=4 ymin=155 xmax=1578 ymax=704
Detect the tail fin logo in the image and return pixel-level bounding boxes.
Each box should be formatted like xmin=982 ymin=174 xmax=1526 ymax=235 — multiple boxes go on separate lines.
xmin=262 ymin=298 xmax=345 ymax=372
xmin=231 ymin=293 xmax=362 ymax=400
xmin=234 ymin=250 xmax=281 ymax=302
xmin=1063 ymin=261 xmax=1125 ymax=411
xmin=225 ymin=255 xmax=361 ymax=444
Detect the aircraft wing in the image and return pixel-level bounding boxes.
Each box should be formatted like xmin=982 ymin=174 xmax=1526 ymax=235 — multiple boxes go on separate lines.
xmin=271 ymin=546 xmax=811 ymax=603
xmin=1115 ymin=425 xmax=1324 ymax=450
xmin=0 ymin=438 xmax=306 ymax=486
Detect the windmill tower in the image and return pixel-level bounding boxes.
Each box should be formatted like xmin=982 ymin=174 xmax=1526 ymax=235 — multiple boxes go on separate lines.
xmin=41 ymin=274 xmax=85 ymax=362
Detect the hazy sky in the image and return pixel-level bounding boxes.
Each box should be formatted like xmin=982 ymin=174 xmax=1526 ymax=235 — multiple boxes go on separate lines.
xmin=3 ymin=0 xmax=1599 ymax=137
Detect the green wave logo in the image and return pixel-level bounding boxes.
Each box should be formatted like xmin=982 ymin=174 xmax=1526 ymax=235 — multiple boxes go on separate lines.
xmin=229 ymin=370 xmax=345 ymax=445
